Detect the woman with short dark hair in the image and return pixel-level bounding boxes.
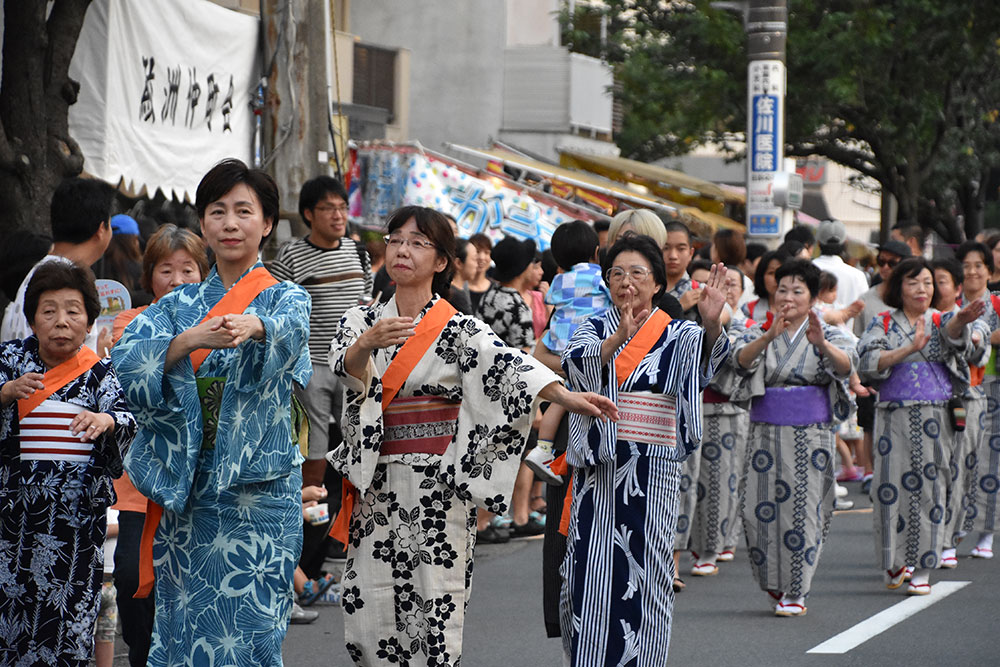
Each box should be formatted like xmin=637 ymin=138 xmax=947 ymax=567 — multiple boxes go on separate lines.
xmin=328 ymin=205 xmax=615 ymax=666
xmin=858 ymin=257 xmax=987 ymax=595
xmin=111 ymin=159 xmax=312 ymax=665
xmin=0 ymin=261 xmax=136 ymax=665
xmin=560 ymin=234 xmax=729 ymax=664
xmin=734 ymin=258 xmax=857 ymax=616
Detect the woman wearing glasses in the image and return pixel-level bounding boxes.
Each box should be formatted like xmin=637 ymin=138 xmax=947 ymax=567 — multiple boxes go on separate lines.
xmin=327 ymin=206 xmax=616 ymax=667
xmin=733 ymin=259 xmax=857 ymax=617
xmin=560 ymin=234 xmax=729 ymax=666
xmin=858 ymin=257 xmax=986 ymax=596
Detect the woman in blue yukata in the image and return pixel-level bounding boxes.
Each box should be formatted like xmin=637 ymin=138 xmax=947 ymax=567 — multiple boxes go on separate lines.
xmin=0 ymin=261 xmax=136 ymax=666
xmin=111 ymin=159 xmax=312 ymax=666
xmin=559 ymin=233 xmax=730 ymax=666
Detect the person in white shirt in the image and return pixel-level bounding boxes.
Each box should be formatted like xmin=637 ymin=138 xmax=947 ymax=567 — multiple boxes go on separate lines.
xmin=813 ymin=219 xmax=870 ymax=311
xmin=1 ymin=177 xmax=114 ymax=352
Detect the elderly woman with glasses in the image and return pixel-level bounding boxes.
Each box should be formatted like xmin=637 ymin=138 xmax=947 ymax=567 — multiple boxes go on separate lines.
xmin=559 ymin=234 xmax=729 ymax=666
xmin=327 ymin=207 xmax=616 ymax=667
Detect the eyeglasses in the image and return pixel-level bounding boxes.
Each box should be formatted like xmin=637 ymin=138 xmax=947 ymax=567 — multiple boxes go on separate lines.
xmin=605 ymin=266 xmax=652 ymax=284
xmin=314 ymin=204 xmax=349 ymax=214
xmin=384 ymin=234 xmax=437 ymax=251
xmin=876 ymin=257 xmax=900 ymax=268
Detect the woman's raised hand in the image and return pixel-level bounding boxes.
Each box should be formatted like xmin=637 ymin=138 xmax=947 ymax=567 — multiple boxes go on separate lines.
xmin=697 ymin=263 xmax=727 ymax=328
xmin=912 ymin=316 xmax=931 ymax=352
xmin=359 ymin=317 xmax=416 ymax=352
xmin=955 ymin=299 xmax=986 ymax=326
xmin=805 ymin=309 xmax=826 ymax=348
xmin=614 ymin=286 xmax=648 ymax=344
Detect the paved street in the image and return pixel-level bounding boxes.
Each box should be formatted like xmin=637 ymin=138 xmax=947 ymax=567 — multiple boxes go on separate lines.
xmin=115 ymin=483 xmax=1000 ymax=665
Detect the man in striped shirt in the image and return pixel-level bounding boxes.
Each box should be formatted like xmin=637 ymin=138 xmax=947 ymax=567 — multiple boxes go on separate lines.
xmin=270 ymin=176 xmax=372 ymax=487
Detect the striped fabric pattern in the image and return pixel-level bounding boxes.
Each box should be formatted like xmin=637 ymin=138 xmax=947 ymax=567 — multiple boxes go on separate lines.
xmin=382 ymin=396 xmax=461 ymax=456
xmin=617 ymin=392 xmax=677 ymax=447
xmin=20 ymin=399 xmax=90 ymax=463
xmin=269 ymin=237 xmax=372 ymax=359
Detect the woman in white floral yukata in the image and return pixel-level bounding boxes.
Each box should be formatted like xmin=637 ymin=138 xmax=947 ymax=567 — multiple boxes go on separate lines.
xmin=327 ymin=206 xmax=616 ymax=667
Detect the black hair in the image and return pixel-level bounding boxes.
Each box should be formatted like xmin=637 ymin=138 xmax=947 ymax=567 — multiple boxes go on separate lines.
xmin=50 ymin=177 xmax=115 ymax=244
xmin=784 ymin=225 xmax=816 ymax=248
xmin=385 ymin=206 xmax=455 ymax=298
xmin=753 ymin=249 xmax=787 ymax=301
xmin=932 ymin=257 xmax=963 ymax=290
xmin=775 ymin=258 xmax=822 ymax=299
xmin=955 ymin=240 xmax=995 ymax=273
xmin=455 ymin=238 xmax=472 ymax=264
xmin=605 ymin=234 xmax=667 ymax=300
xmin=593 ymin=219 xmax=610 ymax=233
xmin=892 ymin=222 xmax=925 ymax=250
xmin=541 ymin=248 xmax=559 ymax=285
xmin=884 ymin=257 xmax=935 ymax=310
xmin=777 ymin=240 xmax=805 ymax=258
xmin=24 ymin=261 xmax=101 ymax=326
xmin=551 ymin=220 xmax=599 ymax=270
xmin=819 ymin=270 xmax=838 ymax=293
xmin=195 ymin=159 xmax=278 ymax=248
xmin=663 ymin=220 xmax=692 ymax=242
xmin=297 ymin=175 xmax=349 ymax=226
xmin=687 ymin=258 xmax=714 ymax=276
xmin=725 ymin=264 xmax=745 ymax=285
xmin=818 ymin=241 xmax=845 ymax=257
xmin=746 ymin=242 xmax=768 ymax=262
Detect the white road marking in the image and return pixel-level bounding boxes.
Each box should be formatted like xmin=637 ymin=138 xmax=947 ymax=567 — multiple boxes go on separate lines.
xmin=806 ymin=581 xmax=970 ymax=654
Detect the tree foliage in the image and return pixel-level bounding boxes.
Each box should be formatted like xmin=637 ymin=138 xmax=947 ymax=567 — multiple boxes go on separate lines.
xmin=0 ymin=0 xmax=92 ymax=237
xmin=579 ymin=0 xmax=1000 ymax=241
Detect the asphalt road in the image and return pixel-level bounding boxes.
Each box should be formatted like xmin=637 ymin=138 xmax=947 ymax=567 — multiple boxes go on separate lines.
xmin=115 ymin=482 xmax=1000 ymax=665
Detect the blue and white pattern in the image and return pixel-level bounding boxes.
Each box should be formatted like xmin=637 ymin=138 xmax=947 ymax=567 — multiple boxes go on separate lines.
xmin=733 ymin=317 xmax=857 ymax=598
xmin=859 ymin=308 xmax=984 ymax=571
xmin=0 ymin=337 xmax=135 ymax=666
xmin=963 ymin=293 xmax=1000 ymax=535
xmin=559 ymin=308 xmax=728 ymax=666
xmin=110 ymin=264 xmax=311 ymax=666
xmin=542 ymin=263 xmax=612 ymax=353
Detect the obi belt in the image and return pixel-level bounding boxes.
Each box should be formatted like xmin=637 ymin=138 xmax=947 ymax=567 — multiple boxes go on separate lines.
xmin=381 ymin=396 xmax=461 ymax=456
xmin=616 ymin=391 xmax=677 ymax=448
xmin=20 ymin=399 xmax=90 ymax=463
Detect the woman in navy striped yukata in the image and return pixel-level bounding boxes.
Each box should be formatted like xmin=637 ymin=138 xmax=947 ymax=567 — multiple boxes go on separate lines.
xmin=559 ymin=234 xmax=729 ymax=666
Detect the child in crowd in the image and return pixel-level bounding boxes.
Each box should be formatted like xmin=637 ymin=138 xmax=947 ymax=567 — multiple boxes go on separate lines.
xmin=526 ymin=221 xmax=612 ymax=482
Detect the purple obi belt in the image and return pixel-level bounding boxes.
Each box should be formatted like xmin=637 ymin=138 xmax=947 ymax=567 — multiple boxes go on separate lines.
xmin=878 ymin=362 xmax=951 ymax=402
xmin=381 ymin=396 xmax=460 ymax=456
xmin=750 ymin=385 xmax=831 ymax=426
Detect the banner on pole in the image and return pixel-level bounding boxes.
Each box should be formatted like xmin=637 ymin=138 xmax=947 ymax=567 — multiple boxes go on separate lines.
xmin=68 ymin=0 xmax=260 ymax=201
xmin=747 ymin=59 xmax=785 ymax=237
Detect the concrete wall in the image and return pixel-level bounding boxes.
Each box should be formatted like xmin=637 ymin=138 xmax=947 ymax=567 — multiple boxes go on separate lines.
xmin=350 ymin=0 xmax=506 ymax=151
xmin=506 ymin=0 xmax=560 ymax=47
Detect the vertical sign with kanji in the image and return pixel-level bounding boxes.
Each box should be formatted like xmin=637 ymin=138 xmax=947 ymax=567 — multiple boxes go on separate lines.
xmin=747 ymin=59 xmax=785 ymax=237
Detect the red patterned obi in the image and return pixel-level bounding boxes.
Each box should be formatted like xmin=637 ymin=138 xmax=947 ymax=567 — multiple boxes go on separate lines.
xmin=616 ymin=392 xmax=678 ymax=447
xmin=381 ymin=396 xmax=461 ymax=456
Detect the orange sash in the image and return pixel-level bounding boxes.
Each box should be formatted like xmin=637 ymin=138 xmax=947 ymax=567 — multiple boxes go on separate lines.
xmin=614 ymin=309 xmax=671 ymax=388
xmin=136 ymin=267 xmax=278 ymax=599
xmin=330 ymin=299 xmax=458 ymax=547
xmin=18 ymin=346 xmax=102 ymax=420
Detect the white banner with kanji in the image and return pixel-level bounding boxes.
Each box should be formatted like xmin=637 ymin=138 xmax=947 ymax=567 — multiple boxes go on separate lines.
xmin=68 ymin=0 xmax=259 ymax=200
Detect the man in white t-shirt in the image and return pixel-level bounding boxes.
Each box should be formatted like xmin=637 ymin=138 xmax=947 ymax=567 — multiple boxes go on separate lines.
xmin=1 ymin=177 xmax=114 ymax=352
xmin=812 ymin=219 xmax=869 ymax=310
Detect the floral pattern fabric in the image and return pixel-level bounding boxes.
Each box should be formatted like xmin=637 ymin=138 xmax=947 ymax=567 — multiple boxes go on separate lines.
xmin=0 ymin=337 xmax=136 ymax=666
xmin=328 ymin=295 xmax=559 ymax=666
xmin=110 ymin=264 xmax=312 ymax=666
xmin=475 ymin=283 xmax=535 ymax=350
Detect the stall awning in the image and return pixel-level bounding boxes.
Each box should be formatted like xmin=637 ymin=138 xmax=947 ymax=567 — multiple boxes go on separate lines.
xmin=559 ymin=150 xmax=729 ymax=213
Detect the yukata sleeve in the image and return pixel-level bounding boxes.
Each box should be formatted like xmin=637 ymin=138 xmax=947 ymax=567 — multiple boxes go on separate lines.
xmin=93 ymin=361 xmax=137 ymax=479
xmin=700 ymin=329 xmax=731 ymax=388
xmin=444 ymin=319 xmax=559 ymax=514
xmin=229 ymin=283 xmax=312 ymax=390
xmin=938 ymin=310 xmax=988 ymax=364
xmin=109 ymin=295 xmax=202 ymax=512
xmin=821 ymin=323 xmax=859 ymax=382
xmin=0 ymin=341 xmax=23 ymax=446
xmin=731 ymin=323 xmax=767 ymax=377
xmin=561 ymin=317 xmax=610 ymax=393
xmin=327 ymin=306 xmax=383 ymax=493
xmin=857 ymin=315 xmax=893 ymax=384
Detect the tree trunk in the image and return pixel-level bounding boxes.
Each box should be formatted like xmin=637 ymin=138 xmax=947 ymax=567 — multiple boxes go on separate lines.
xmin=0 ymin=0 xmax=91 ymax=238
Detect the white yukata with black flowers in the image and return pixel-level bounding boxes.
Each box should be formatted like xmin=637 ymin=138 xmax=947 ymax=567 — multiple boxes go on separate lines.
xmin=328 ymin=295 xmax=560 ymax=667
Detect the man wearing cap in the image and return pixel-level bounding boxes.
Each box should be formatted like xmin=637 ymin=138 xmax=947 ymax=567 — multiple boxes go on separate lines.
xmin=813 ymin=219 xmax=870 ymax=311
